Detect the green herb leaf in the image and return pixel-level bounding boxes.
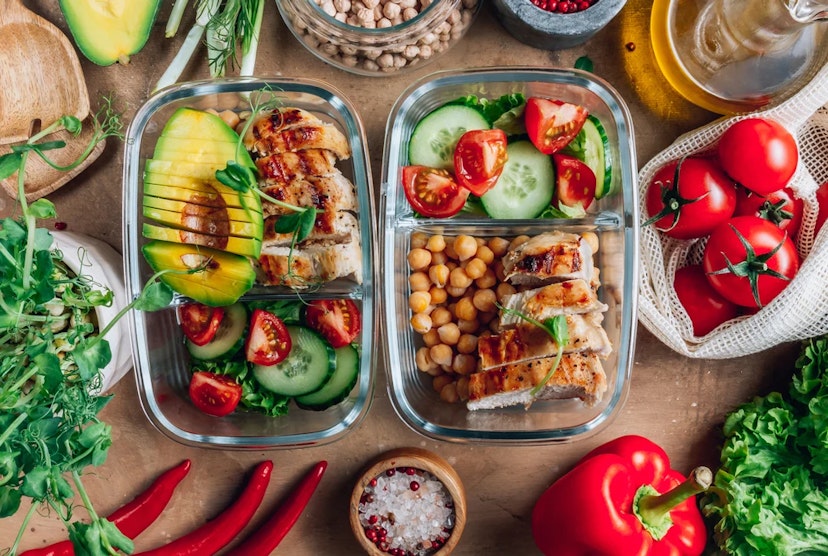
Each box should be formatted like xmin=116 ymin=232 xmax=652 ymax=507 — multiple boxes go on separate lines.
xmin=0 ymin=486 xmax=21 ymax=517
xmin=74 ymin=341 xmax=113 ymax=382
xmin=574 ymin=56 xmax=594 ymax=72
xmin=21 ymin=466 xmax=50 ymax=500
xmin=60 ymin=116 xmax=83 ymax=135
xmin=132 ymin=279 xmax=174 ymax=312
xmin=29 ymin=198 xmax=57 ymax=220
xmin=0 ymin=152 xmax=22 ymax=180
xmin=216 ymin=160 xmax=256 ymax=193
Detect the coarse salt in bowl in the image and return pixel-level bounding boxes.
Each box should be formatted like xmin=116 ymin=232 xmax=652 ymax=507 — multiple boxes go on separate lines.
xmin=350 ymin=448 xmax=467 ymax=555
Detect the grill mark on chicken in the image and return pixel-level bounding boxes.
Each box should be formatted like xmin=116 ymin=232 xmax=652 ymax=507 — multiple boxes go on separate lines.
xmin=255 ymin=149 xmax=337 ymax=182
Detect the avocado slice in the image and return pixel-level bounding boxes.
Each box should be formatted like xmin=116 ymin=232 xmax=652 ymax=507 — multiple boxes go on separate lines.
xmin=143 ymin=196 xmax=256 ymax=223
xmin=154 ymin=136 xmax=239 ymax=157
xmin=142 ymin=223 xmax=262 ymax=259
xmin=144 ymin=175 xmax=262 ymax=212
xmin=59 ymin=0 xmax=160 ymax=66
xmin=143 ymin=206 xmax=263 ymax=239
xmin=142 ymin=240 xmax=255 ymax=306
xmin=156 ymin=108 xmax=250 ymax=149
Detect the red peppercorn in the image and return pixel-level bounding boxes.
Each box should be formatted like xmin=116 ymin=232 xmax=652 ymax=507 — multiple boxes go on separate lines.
xmin=625 ymin=42 xmax=636 ymax=51
xmin=410 ymin=481 xmax=420 ymax=491
xmin=386 ymin=468 xmax=396 ymax=477
xmin=405 ymin=467 xmax=416 ymax=476
xmin=54 ymin=221 xmax=68 ymax=230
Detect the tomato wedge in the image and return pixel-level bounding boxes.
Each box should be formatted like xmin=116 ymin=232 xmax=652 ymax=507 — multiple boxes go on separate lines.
xmin=524 ymin=97 xmax=589 ymax=155
xmin=552 ymin=153 xmax=596 ymax=212
xmin=178 ymin=303 xmax=225 ymax=346
xmin=453 ymin=129 xmax=508 ymax=196
xmin=402 ymin=165 xmax=469 ymax=218
xmin=305 ymin=299 xmax=362 ymax=348
xmin=189 ymin=371 xmax=242 ymax=417
xmin=245 ymin=309 xmax=292 ymax=366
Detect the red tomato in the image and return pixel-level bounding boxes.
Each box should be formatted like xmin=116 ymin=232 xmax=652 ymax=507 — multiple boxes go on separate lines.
xmin=734 ymin=185 xmax=803 ymax=238
xmin=552 ymin=153 xmax=596 ymax=211
xmin=673 ymin=265 xmax=740 ymax=336
xmin=453 ymin=129 xmax=508 ymax=196
xmin=189 ymin=371 xmax=242 ymax=417
xmin=644 ymin=157 xmax=737 ymax=239
xmin=702 ymin=216 xmax=800 ymax=308
xmin=402 ymin=165 xmax=469 ymax=218
xmin=717 ymin=118 xmax=798 ymax=196
xmin=178 ymin=303 xmax=225 ymax=346
xmin=524 ymin=97 xmax=588 ymax=155
xmin=245 ymin=309 xmax=292 ymax=366
xmin=816 ymin=181 xmax=828 ymax=235
xmin=305 ymin=299 xmax=362 ymax=348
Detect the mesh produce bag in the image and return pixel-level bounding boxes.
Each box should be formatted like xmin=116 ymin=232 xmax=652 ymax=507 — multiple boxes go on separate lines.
xmin=638 ymin=64 xmax=828 ymax=359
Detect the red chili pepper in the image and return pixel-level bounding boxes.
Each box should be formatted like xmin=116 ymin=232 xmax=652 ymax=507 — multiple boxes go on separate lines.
xmin=19 ymin=460 xmax=192 ymax=556
xmin=532 ymin=435 xmax=711 ymax=556
xmin=226 ymin=461 xmax=328 ymax=555
xmin=135 ymin=460 xmax=273 ymax=556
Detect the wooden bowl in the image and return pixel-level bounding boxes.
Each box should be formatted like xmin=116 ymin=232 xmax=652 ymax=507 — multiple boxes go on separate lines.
xmin=350 ymin=448 xmax=467 ymax=555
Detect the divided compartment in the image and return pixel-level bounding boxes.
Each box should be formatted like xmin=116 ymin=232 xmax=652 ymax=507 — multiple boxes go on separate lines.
xmin=122 ymin=78 xmax=376 ymax=448
xmin=381 ymin=68 xmax=639 ymax=443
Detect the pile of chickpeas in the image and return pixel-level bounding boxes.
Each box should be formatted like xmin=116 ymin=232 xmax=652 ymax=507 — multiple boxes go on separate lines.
xmin=407 ymin=232 xmax=534 ymax=404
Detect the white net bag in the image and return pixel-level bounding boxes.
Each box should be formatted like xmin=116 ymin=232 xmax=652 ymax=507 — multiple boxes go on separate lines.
xmin=638 ymin=64 xmax=828 ymax=359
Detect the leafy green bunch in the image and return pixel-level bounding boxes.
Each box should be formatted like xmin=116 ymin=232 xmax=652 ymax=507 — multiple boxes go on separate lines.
xmin=702 ymin=337 xmax=828 ymax=556
xmin=0 ymin=105 xmax=174 ymax=556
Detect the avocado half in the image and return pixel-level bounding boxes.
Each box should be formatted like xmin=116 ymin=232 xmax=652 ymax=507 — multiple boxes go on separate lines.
xmin=59 ymin=0 xmax=161 ymax=66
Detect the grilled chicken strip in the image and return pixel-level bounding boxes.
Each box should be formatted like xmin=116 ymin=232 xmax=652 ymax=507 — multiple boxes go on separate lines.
xmin=498 ymin=279 xmax=608 ymax=329
xmin=502 ymin=231 xmax=594 ymax=286
xmin=263 ymin=211 xmax=359 ymax=246
xmin=257 ymin=230 xmax=362 ymax=287
xmin=259 ymin=171 xmax=357 ymax=218
xmin=255 ymin=149 xmax=338 ymax=182
xmin=467 ymin=352 xmax=608 ymax=410
xmin=243 ymin=108 xmax=351 ymax=160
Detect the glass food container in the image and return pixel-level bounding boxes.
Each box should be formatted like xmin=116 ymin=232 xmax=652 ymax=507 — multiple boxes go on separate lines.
xmin=381 ymin=67 xmax=639 ymax=443
xmin=276 ymin=0 xmax=481 ymax=77
xmin=123 ymin=78 xmax=376 ymax=449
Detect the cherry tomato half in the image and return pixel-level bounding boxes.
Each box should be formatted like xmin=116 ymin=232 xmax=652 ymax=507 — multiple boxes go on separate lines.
xmin=305 ymin=299 xmax=362 ymax=348
xmin=645 ymin=157 xmax=737 ymax=240
xmin=674 ymin=265 xmax=740 ymax=337
xmin=524 ymin=97 xmax=588 ymax=155
xmin=245 ymin=309 xmax=292 ymax=366
xmin=453 ymin=129 xmax=508 ymax=196
xmin=178 ymin=303 xmax=225 ymax=346
xmin=552 ymin=153 xmax=596 ymax=212
xmin=734 ymin=185 xmax=803 ymax=239
xmin=402 ymin=165 xmax=469 ymax=218
xmin=702 ymin=216 xmax=800 ymax=308
xmin=189 ymin=371 xmax=242 ymax=417
xmin=717 ymin=117 xmax=798 ymax=196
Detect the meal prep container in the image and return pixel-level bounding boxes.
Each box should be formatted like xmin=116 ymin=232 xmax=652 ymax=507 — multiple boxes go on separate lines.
xmin=123 ymin=78 xmax=376 ymax=449
xmin=381 ymin=67 xmax=639 ymax=443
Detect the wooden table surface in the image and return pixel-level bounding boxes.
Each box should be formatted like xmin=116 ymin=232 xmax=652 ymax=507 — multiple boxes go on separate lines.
xmin=1 ymin=1 xmax=802 ymax=554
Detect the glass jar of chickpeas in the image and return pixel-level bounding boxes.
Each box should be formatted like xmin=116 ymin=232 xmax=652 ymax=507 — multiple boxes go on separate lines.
xmin=276 ymin=0 xmax=481 ymax=76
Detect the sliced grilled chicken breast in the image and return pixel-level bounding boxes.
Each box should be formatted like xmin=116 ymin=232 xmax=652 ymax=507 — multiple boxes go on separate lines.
xmin=499 ymin=279 xmax=608 ymax=329
xmin=256 ymin=231 xmax=362 ymax=287
xmin=467 ymin=352 xmax=607 ymax=410
xmin=244 ymin=108 xmax=351 ymax=160
xmin=259 ymin=171 xmax=358 ymax=218
xmin=502 ymin=231 xmax=594 ymax=286
xmin=255 ymin=149 xmax=338 ymax=182
xmin=263 ymin=211 xmax=359 ymax=246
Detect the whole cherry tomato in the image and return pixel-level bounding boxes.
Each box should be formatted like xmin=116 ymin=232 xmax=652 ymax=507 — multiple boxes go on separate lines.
xmin=702 ymin=216 xmax=800 ymax=308
xmin=453 ymin=129 xmax=508 ymax=196
xmin=524 ymin=97 xmax=588 ymax=155
xmin=645 ymin=157 xmax=737 ymax=240
xmin=402 ymin=165 xmax=469 ymax=218
xmin=717 ymin=118 xmax=798 ymax=196
xmin=674 ymin=265 xmax=740 ymax=336
xmin=734 ymin=185 xmax=803 ymax=239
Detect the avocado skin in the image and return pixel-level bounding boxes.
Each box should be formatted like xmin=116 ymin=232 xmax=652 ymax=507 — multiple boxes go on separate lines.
xmin=59 ymin=0 xmax=161 ymax=66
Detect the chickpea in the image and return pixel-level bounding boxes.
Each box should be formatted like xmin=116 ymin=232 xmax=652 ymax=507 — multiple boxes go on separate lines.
xmin=449 ymin=267 xmax=473 ymax=289
xmin=509 ymin=235 xmax=530 ymax=251
xmin=475 ymin=245 xmax=495 ymax=265
xmin=464 ymin=257 xmax=487 ymax=280
xmin=410 ymin=231 xmax=428 ymax=249
xmin=409 ymin=271 xmax=430 ymax=291
xmin=456 ymin=376 xmax=470 ymax=401
xmin=446 ymin=285 xmax=468 ymax=298
xmin=218 ymin=110 xmax=240 ymax=129
xmin=488 ymin=237 xmax=511 ymax=256
xmin=457 ymin=333 xmax=478 ymax=354
xmin=429 ymin=343 xmax=453 ymax=366
xmin=437 ymin=322 xmax=461 ymax=345
xmin=473 ymin=288 xmax=497 ymax=313
xmin=453 ymin=234 xmax=478 ymax=261
xmin=409 ymin=290 xmax=431 ymax=313
xmin=496 ymin=282 xmax=516 ymax=301
xmin=475 ymin=268 xmax=497 ymax=289
xmin=431 ymin=251 xmax=448 ymax=266
xmin=422 ymin=328 xmax=440 ymax=347
xmin=581 ymin=231 xmax=599 ymax=254
xmin=429 ymin=264 xmax=450 ymax=287
xmin=410 ymin=313 xmax=432 ymax=334
xmin=452 ymin=353 xmax=477 ymax=375
xmin=426 ymin=234 xmax=446 ymax=253
xmin=429 ymin=285 xmax=448 ymax=305
xmin=407 ymin=248 xmax=432 ymax=270
xmin=478 ymin=310 xmax=497 ymax=325
xmin=454 ymin=296 xmax=478 ymax=322
xmin=415 ymin=346 xmax=438 ymax=373
xmin=457 ymin=318 xmax=480 ymax=334
xmin=430 ymin=307 xmax=452 ymax=327
xmin=432 ymin=373 xmax=454 ymax=393
xmin=439 ymin=381 xmax=460 ymax=403
xmin=444 ymin=238 xmax=458 ymax=260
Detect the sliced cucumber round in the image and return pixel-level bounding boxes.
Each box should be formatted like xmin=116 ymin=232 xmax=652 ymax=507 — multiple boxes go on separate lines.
xmin=252 ymin=326 xmax=335 ymax=397
xmin=186 ymin=303 xmax=247 ymax=360
xmin=408 ymin=105 xmax=489 ymax=169
xmin=296 ymin=344 xmax=359 ymax=411
xmin=481 ymin=140 xmax=555 ymax=219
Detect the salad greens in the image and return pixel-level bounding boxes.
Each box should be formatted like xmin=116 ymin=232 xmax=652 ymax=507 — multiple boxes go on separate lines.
xmin=0 ymin=106 xmax=174 ymax=556
xmin=702 ymin=336 xmax=828 ymax=555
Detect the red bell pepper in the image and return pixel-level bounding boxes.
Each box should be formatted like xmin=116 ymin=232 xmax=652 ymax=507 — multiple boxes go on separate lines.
xmin=532 ymin=435 xmax=711 ymax=556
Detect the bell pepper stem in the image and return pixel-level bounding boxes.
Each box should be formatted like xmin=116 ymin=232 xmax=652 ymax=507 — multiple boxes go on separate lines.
xmin=637 ymin=466 xmax=713 ymax=525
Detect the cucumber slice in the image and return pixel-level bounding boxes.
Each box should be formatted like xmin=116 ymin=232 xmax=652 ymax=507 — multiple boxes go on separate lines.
xmin=295 ymin=344 xmax=359 ymax=411
xmin=408 ymin=105 xmax=489 ymax=169
xmin=252 ymin=326 xmax=335 ymax=397
xmin=480 ymin=141 xmax=555 ymax=219
xmin=186 ymin=303 xmax=247 ymax=360
xmin=566 ymin=115 xmax=612 ymax=198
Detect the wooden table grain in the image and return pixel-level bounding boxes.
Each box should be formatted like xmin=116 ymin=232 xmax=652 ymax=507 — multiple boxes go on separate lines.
xmin=0 ymin=1 xmax=802 ymax=554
